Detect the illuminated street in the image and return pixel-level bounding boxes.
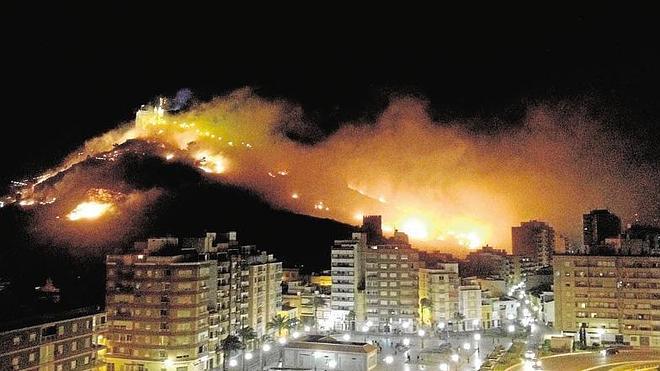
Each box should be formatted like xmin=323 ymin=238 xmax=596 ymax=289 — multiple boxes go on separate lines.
xmin=506 ymin=350 xmax=660 ymax=371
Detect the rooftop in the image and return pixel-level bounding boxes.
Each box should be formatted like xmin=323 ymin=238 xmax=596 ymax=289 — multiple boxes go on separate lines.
xmin=286 ymin=335 xmax=377 ymax=354
xmin=0 ymin=305 xmax=104 ymax=333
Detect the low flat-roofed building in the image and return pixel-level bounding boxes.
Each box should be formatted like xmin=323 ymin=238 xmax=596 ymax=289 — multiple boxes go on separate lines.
xmin=0 ymin=306 xmax=107 ymax=371
xmin=283 ymin=335 xmax=378 ymax=371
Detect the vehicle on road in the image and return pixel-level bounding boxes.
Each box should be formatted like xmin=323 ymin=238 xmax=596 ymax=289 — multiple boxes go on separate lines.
xmin=600 ymin=347 xmax=619 ymax=356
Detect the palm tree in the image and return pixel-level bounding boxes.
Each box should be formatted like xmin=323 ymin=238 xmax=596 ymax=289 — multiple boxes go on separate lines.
xmin=220 ymin=335 xmax=242 ymax=370
xmin=267 ymin=314 xmax=289 ymax=337
xmin=238 ymin=326 xmax=257 ymax=350
xmin=419 ymin=298 xmax=432 ymax=326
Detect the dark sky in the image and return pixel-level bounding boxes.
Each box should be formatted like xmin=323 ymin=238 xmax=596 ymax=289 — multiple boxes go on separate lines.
xmin=3 ymin=5 xmax=660 ymax=187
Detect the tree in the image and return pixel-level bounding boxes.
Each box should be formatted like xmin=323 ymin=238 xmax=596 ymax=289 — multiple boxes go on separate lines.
xmin=420 ymin=298 xmax=432 ymax=326
xmin=220 ymin=335 xmax=242 ymax=370
xmin=267 ymin=314 xmax=289 ymax=337
xmin=238 ymin=326 xmax=257 ymax=350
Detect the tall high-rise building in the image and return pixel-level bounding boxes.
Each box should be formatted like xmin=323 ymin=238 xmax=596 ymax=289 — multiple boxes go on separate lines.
xmin=105 ymin=253 xmax=218 ymax=370
xmin=418 ymin=263 xmax=459 ymax=327
xmin=553 ymin=254 xmax=660 ymax=348
xmin=330 ymin=233 xmax=367 ymax=331
xmin=583 ymin=209 xmax=621 ymax=252
xmin=512 ymin=220 xmax=555 ymax=267
xmin=364 ymin=242 xmax=420 ymax=333
xmin=104 ymin=232 xmax=282 ymax=371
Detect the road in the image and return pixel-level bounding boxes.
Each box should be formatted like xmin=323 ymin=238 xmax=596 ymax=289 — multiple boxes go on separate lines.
xmin=506 ymin=350 xmax=660 ymax=371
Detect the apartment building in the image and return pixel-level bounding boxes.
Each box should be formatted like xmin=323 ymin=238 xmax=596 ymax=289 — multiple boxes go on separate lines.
xmin=242 ymin=247 xmax=283 ymax=338
xmin=104 ymin=253 xmax=217 ymax=371
xmin=0 ymin=307 xmax=106 ymax=371
xmin=554 ymin=254 xmax=660 ymax=348
xmin=364 ymin=244 xmax=420 ymax=333
xmin=418 ymin=263 xmax=459 ymax=327
xmin=330 ymin=233 xmax=367 ymax=331
xmin=458 ymin=285 xmax=482 ymax=331
xmin=104 ymin=233 xmax=282 ymax=370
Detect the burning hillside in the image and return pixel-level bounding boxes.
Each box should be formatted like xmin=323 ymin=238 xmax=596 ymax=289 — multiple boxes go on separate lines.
xmin=3 ymin=88 xmax=658 ymax=251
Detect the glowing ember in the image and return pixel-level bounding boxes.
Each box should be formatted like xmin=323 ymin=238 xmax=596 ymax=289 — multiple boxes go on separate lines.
xmin=165 ymin=153 xmax=175 ymax=160
xmin=67 ymin=201 xmax=113 ymax=221
xmin=291 ymin=193 xmax=299 ymax=199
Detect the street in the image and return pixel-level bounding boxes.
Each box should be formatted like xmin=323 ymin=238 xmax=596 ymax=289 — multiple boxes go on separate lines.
xmin=506 ymin=349 xmax=660 ymax=371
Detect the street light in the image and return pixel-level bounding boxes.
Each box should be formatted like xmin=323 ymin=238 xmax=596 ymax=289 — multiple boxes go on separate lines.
xmin=439 ymin=363 xmax=448 ymax=371
xmin=474 ymin=333 xmax=481 ymax=341
xmin=292 ymin=331 xmax=300 ymax=339
xmin=342 ymin=333 xmax=351 ymax=341
xmin=438 ymin=322 xmax=445 ymax=329
xmin=450 ymin=354 xmax=459 ymax=362
xmin=304 ymin=325 xmax=311 ymax=332
xmin=261 ymin=344 xmax=271 ymax=371
xmin=403 ymin=338 xmax=410 ymax=346
xmin=384 ymin=355 xmax=394 ymax=364
xmin=462 ymin=342 xmax=471 ymax=351
xmin=229 ymin=359 xmax=238 ymax=367
xmin=244 ymin=352 xmax=253 ymax=360
xmin=418 ymin=329 xmax=426 ymax=349
xmin=278 ymin=337 xmax=287 ymax=345
xmin=507 ymin=325 xmax=515 ymax=333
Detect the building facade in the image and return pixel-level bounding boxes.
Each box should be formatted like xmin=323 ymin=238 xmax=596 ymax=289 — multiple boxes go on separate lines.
xmin=458 ymin=285 xmax=482 ymax=331
xmin=364 ymin=245 xmax=420 ymax=332
xmin=105 ymin=254 xmax=217 ymax=371
xmin=282 ymin=335 xmax=377 ymax=371
xmin=553 ymin=254 xmax=660 ymax=348
xmin=0 ymin=307 xmax=107 ymax=371
xmin=512 ymin=220 xmax=555 ymax=267
xmin=330 ymin=233 xmax=367 ymax=331
xmin=418 ymin=263 xmax=459 ymax=327
xmin=104 ymin=233 xmax=282 ymax=371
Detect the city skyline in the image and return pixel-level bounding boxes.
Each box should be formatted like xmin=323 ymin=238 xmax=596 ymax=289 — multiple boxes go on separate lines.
xmin=2 ymin=5 xmax=660 ymax=370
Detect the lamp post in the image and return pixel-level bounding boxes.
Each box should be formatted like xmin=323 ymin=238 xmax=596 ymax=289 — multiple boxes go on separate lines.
xmin=418 ymin=329 xmax=426 ymax=349
xmin=278 ymin=337 xmax=287 ymax=367
xmin=261 ymin=343 xmax=271 ymax=370
xmin=438 ymin=321 xmax=448 ymax=342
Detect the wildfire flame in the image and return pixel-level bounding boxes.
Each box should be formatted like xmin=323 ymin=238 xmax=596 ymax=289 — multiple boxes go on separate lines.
xmin=8 ymin=89 xmax=657 ymax=252
xmin=66 ymin=201 xmax=113 ymax=221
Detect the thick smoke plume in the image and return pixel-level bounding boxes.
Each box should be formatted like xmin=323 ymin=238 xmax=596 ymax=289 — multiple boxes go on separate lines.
xmin=11 ymin=88 xmax=659 ymax=252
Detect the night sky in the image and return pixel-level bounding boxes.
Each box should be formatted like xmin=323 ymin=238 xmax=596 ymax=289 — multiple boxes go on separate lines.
xmin=3 ymin=5 xmax=659 ymax=187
